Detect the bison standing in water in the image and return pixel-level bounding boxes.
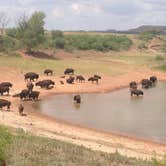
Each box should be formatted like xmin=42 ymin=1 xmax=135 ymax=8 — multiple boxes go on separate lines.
xmin=141 ymin=79 xmax=152 ymax=89
xmin=24 ymin=72 xmax=39 ymax=81
xmin=150 ymin=76 xmax=157 ymax=84
xmin=131 ymin=89 xmax=144 ymax=96
xmin=44 ymin=69 xmax=53 ymax=76
xmin=64 ymin=68 xmax=74 ymax=75
xmin=74 ymin=95 xmax=81 ymax=103
xmin=0 ymin=99 xmax=11 ymax=111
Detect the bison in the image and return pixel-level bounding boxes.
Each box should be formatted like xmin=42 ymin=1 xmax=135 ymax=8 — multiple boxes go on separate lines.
xmin=35 ymin=80 xmax=55 ymax=89
xmin=29 ymin=91 xmax=40 ymax=101
xmin=73 ymin=95 xmax=81 ymax=104
xmin=150 ymin=76 xmax=157 ymax=84
xmin=44 ymin=69 xmax=53 ymax=76
xmin=13 ymin=89 xmax=29 ymax=100
xmin=24 ymin=72 xmax=39 ymax=81
xmin=88 ymin=77 xmax=99 ymax=84
xmin=141 ymin=79 xmax=152 ymax=89
xmin=76 ymin=75 xmax=85 ymax=82
xmin=0 ymin=82 xmax=13 ymax=88
xmin=131 ymin=89 xmax=144 ymax=96
xmin=94 ymin=75 xmax=101 ymax=79
xmin=0 ymin=86 xmax=10 ymax=96
xmin=129 ymin=81 xmax=137 ymax=90
xmin=64 ymin=68 xmax=74 ymax=75
xmin=66 ymin=76 xmax=75 ymax=84
xmin=0 ymin=99 xmax=11 ymax=111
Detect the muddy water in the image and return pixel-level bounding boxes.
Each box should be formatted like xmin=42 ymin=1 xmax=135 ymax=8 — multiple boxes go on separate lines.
xmin=39 ymin=82 xmax=166 ymax=143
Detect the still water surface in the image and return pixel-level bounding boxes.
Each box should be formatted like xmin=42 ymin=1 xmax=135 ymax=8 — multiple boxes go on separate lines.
xmin=39 ymin=82 xmax=166 ymax=143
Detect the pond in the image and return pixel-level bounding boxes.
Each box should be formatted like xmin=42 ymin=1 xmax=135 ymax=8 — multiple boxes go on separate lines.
xmin=38 ymin=82 xmax=166 ymax=144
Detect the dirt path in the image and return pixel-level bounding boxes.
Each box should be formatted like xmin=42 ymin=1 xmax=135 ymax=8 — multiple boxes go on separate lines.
xmin=0 ymin=68 xmax=166 ymax=160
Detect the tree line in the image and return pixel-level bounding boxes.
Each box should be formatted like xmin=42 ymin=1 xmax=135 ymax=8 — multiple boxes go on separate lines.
xmin=0 ymin=11 xmax=132 ymax=53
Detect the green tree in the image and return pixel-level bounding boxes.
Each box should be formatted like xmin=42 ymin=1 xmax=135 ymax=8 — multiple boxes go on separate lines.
xmin=17 ymin=11 xmax=46 ymax=53
xmin=54 ymin=37 xmax=65 ymax=49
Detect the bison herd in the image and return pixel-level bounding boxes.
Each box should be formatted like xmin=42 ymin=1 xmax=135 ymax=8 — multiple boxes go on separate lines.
xmin=0 ymin=68 xmax=102 ymax=110
xmin=0 ymin=67 xmax=159 ymax=112
xmin=129 ymin=76 xmax=157 ymax=97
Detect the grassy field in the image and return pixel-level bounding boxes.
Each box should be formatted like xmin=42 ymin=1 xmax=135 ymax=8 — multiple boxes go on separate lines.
xmin=1 ymin=128 xmax=161 ymax=166
xmin=0 ymin=50 xmax=165 ymax=77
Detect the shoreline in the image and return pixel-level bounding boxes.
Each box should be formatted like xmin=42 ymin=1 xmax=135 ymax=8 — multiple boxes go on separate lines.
xmin=1 ymin=68 xmax=166 ymax=159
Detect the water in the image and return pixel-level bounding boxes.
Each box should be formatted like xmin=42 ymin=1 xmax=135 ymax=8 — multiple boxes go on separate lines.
xmin=39 ymin=82 xmax=166 ymax=143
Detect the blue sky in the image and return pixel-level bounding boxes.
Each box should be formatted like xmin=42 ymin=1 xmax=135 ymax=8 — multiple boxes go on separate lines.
xmin=0 ymin=0 xmax=166 ymax=30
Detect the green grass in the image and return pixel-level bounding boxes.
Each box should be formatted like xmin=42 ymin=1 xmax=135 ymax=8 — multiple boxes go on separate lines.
xmin=6 ymin=130 xmax=153 ymax=166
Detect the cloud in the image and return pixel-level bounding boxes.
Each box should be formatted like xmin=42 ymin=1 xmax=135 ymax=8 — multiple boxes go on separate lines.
xmin=0 ymin=0 xmax=166 ymax=30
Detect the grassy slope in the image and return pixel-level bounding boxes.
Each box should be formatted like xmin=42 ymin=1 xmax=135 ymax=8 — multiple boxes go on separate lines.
xmin=6 ymin=130 xmax=153 ymax=166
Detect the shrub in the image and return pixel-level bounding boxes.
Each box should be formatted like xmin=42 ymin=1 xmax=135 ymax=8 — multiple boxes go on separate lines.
xmin=155 ymin=55 xmax=164 ymax=61
xmin=139 ymin=31 xmax=156 ymax=42
xmin=138 ymin=43 xmax=148 ymax=49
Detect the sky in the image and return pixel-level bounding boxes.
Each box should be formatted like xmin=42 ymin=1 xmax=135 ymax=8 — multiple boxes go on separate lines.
xmin=0 ymin=0 xmax=166 ymax=30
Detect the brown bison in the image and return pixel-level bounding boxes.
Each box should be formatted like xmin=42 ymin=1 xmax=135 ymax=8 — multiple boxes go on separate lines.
xmin=0 ymin=86 xmax=10 ymax=95
xmin=94 ymin=75 xmax=101 ymax=79
xmin=141 ymin=79 xmax=152 ymax=89
xmin=150 ymin=76 xmax=157 ymax=84
xmin=44 ymin=69 xmax=53 ymax=76
xmin=35 ymin=80 xmax=55 ymax=89
xmin=0 ymin=82 xmax=13 ymax=88
xmin=0 ymin=99 xmax=11 ymax=110
xmin=66 ymin=76 xmax=75 ymax=84
xmin=74 ymin=95 xmax=81 ymax=103
xmin=88 ymin=77 xmax=99 ymax=84
xmin=64 ymin=68 xmax=74 ymax=75
xmin=129 ymin=81 xmax=137 ymax=90
xmin=29 ymin=91 xmax=40 ymax=101
xmin=131 ymin=89 xmax=144 ymax=96
xmin=76 ymin=75 xmax=85 ymax=82
xmin=24 ymin=72 xmax=39 ymax=81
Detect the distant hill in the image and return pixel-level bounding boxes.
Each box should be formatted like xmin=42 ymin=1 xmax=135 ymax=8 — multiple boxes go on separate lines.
xmin=105 ymin=25 xmax=166 ymax=34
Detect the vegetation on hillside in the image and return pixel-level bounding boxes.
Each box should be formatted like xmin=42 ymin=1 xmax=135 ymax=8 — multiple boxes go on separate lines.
xmin=0 ymin=126 xmax=12 ymax=165
xmin=0 ymin=126 xmax=164 ymax=166
xmin=138 ymin=30 xmax=157 ymax=42
xmin=1 ymin=11 xmax=133 ymax=53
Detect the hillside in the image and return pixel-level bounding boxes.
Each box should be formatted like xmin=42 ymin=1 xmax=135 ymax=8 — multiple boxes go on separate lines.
xmin=106 ymin=25 xmax=166 ymax=34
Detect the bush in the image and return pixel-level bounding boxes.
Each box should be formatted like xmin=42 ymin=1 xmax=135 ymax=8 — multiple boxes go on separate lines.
xmin=155 ymin=55 xmax=164 ymax=61
xmin=54 ymin=37 xmax=65 ymax=49
xmin=139 ymin=31 xmax=156 ymax=42
xmin=65 ymin=35 xmax=132 ymax=51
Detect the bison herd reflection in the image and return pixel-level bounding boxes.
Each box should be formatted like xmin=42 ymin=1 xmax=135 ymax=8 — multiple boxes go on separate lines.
xmin=0 ymin=67 xmax=157 ymax=112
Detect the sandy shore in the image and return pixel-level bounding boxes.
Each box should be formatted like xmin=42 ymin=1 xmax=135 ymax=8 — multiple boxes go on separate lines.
xmin=1 ymin=67 xmax=166 ymax=160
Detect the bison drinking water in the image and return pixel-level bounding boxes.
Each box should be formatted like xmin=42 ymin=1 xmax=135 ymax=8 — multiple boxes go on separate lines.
xmin=64 ymin=68 xmax=74 ymax=75
xmin=131 ymin=89 xmax=144 ymax=96
xmin=24 ymin=72 xmax=39 ymax=81
xmin=44 ymin=69 xmax=53 ymax=76
xmin=0 ymin=99 xmax=11 ymax=111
